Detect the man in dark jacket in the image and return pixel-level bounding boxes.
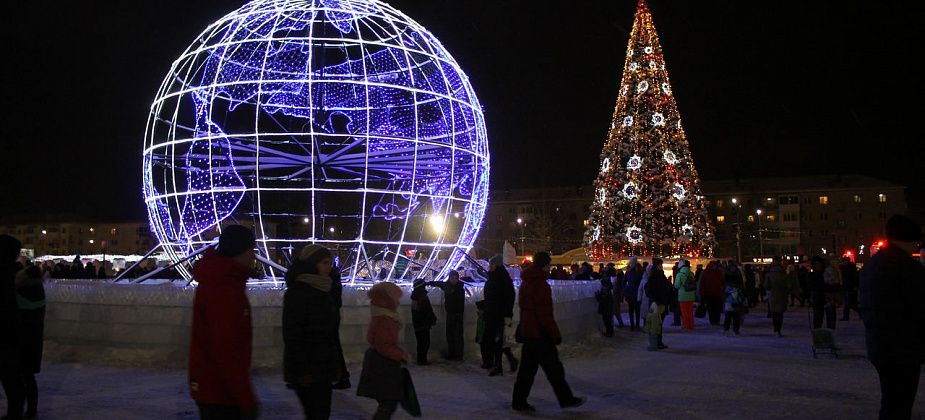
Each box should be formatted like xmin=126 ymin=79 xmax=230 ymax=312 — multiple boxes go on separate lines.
xmin=411 ymin=278 xmax=437 ymax=365
xmin=512 ymin=251 xmax=585 ymax=413
xmin=283 ymin=244 xmax=340 ymax=418
xmin=483 ymin=255 xmax=516 ymax=376
xmin=427 ymin=270 xmax=466 ymax=360
xmin=1 ymin=235 xmax=25 ymax=420
xmin=860 ymin=215 xmax=925 ymax=420
xmin=809 ymin=256 xmax=836 ymax=329
xmin=645 ymin=258 xmax=673 ymax=349
xmin=189 ymin=225 xmax=259 ymax=420
xmin=840 ymin=257 xmax=860 ymax=321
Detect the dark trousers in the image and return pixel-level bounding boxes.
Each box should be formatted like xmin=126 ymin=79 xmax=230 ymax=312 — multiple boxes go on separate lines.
xmin=627 ymin=300 xmax=641 ymax=329
xmin=705 ymin=296 xmax=724 ymax=325
xmin=843 ymin=290 xmax=859 ymax=320
xmin=294 ymin=382 xmax=333 ymax=420
xmin=197 ymin=403 xmax=244 ymax=420
xmin=771 ymin=312 xmax=784 ymax=333
xmin=498 ymin=347 xmax=518 ymax=371
xmin=601 ymin=313 xmax=614 ymax=335
xmin=374 ymin=399 xmax=399 ymax=420
xmin=723 ymin=310 xmax=741 ymax=333
xmin=873 ymin=362 xmax=921 ymax=420
xmin=512 ymin=339 xmax=576 ymax=407
xmin=446 ymin=312 xmax=464 ymax=359
xmin=481 ymin=316 xmax=503 ymax=368
xmin=813 ymin=305 xmax=837 ymax=329
xmin=1 ymin=371 xmax=24 ymax=419
xmin=333 ymin=314 xmax=349 ymax=382
xmin=613 ymin=295 xmax=625 ymax=327
xmin=670 ymin=295 xmax=681 ymax=326
xmin=415 ymin=328 xmax=431 ymax=364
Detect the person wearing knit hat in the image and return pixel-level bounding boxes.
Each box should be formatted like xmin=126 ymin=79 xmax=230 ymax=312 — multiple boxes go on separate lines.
xmin=216 ymin=225 xmax=256 ymax=258
xmin=860 ymin=214 xmax=925 ymax=420
xmin=189 ymin=226 xmax=259 ymax=419
xmin=357 ymin=281 xmax=408 ymax=419
xmin=283 ymin=243 xmax=342 ymax=417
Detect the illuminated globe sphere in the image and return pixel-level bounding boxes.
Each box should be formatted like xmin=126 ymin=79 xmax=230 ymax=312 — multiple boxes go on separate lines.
xmin=142 ymin=0 xmax=489 ymax=281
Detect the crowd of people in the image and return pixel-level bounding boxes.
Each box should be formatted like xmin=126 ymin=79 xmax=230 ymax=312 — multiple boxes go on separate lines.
xmin=1 ymin=214 xmax=923 ymax=419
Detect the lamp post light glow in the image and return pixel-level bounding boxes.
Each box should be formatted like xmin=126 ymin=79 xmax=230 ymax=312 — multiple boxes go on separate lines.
xmin=429 ymin=214 xmax=446 ymax=234
xmin=516 ymin=218 xmax=525 ymax=257
xmin=756 ymin=209 xmax=764 ymax=257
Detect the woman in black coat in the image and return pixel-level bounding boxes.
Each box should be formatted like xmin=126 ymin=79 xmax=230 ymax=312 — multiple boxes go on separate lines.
xmin=283 ymin=245 xmax=340 ymax=420
xmin=15 ymin=265 xmax=45 ymax=419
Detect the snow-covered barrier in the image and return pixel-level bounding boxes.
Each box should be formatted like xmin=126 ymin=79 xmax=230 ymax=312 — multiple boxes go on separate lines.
xmin=42 ymin=279 xmax=600 ymax=368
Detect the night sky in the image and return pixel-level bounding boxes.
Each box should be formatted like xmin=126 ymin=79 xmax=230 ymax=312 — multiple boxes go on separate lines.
xmin=1 ymin=1 xmax=922 ymax=222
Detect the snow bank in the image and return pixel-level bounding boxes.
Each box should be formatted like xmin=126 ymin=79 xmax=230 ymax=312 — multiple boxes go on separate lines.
xmin=42 ymin=279 xmax=600 ymax=368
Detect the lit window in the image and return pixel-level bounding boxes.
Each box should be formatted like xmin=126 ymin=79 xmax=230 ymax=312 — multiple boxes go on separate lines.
xmin=767 ymin=215 xmax=776 ymax=222
xmin=583 ymin=219 xmax=589 ymax=227
xmin=716 ymin=216 xmax=725 ymax=223
xmin=818 ymin=196 xmax=829 ymax=205
xmin=853 ymin=195 xmax=862 ymax=203
xmin=747 ymin=215 xmax=755 ymax=223
xmin=110 ymin=228 xmax=118 ymax=235
xmin=878 ymin=194 xmax=887 ymax=203
xmin=716 ymin=200 xmax=724 ymax=208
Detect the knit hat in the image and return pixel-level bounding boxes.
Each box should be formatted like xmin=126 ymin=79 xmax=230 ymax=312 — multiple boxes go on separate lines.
xmin=489 ymin=254 xmax=504 ymax=267
xmin=217 ymin=225 xmax=256 ymax=257
xmin=300 ymin=244 xmax=332 ymax=268
xmin=886 ymin=215 xmax=923 ymax=242
xmin=532 ymin=251 xmax=552 ymax=269
xmin=0 ymin=234 xmax=22 ymax=262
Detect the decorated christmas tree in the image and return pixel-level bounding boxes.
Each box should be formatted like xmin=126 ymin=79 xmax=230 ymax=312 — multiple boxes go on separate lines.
xmin=585 ymin=0 xmax=714 ymax=259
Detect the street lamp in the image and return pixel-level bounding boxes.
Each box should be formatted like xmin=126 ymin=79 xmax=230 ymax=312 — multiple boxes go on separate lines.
xmin=428 ymin=214 xmax=445 ymax=234
xmin=756 ymin=209 xmax=764 ymax=258
xmin=732 ymin=198 xmax=742 ymax=263
xmin=516 ymin=218 xmax=525 ymax=257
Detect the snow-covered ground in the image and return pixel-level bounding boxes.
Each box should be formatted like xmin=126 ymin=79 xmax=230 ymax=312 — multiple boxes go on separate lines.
xmin=4 ymin=307 xmax=921 ymax=419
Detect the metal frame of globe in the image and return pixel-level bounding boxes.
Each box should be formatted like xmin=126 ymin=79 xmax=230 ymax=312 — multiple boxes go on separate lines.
xmin=140 ymin=0 xmax=489 ymax=283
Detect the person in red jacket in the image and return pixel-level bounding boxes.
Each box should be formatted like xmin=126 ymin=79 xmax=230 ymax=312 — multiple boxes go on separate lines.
xmin=698 ymin=261 xmax=726 ymax=326
xmin=356 ymin=282 xmax=408 ymax=420
xmin=511 ymin=251 xmax=585 ymax=414
xmin=188 ymin=225 xmax=259 ymax=420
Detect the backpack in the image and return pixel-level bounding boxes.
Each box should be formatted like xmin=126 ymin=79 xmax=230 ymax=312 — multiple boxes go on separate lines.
xmin=683 ymin=272 xmax=697 ymax=292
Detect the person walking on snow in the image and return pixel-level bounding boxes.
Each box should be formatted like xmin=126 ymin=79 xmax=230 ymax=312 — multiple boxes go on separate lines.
xmin=511 ymin=251 xmax=585 ymax=414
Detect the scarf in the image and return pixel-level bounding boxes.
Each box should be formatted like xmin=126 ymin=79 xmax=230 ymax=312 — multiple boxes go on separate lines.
xmin=371 ymin=305 xmax=402 ymax=325
xmin=295 ymin=273 xmax=332 ymax=292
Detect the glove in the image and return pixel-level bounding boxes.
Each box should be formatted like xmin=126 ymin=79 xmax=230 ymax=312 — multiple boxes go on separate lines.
xmin=241 ymin=404 xmax=260 ymax=420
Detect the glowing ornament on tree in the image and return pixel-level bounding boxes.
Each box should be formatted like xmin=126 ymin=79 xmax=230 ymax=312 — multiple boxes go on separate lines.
xmin=626 ymin=155 xmax=642 ymax=171
xmin=644 ymin=46 xmax=653 ymax=54
xmin=649 ymin=61 xmax=658 ymax=69
xmin=630 ymin=62 xmax=639 ymax=71
xmin=651 ymin=112 xmax=665 ymax=126
xmin=626 ymin=226 xmax=643 ymax=244
xmin=141 ymin=0 xmax=489 ymax=282
xmin=623 ymin=116 xmax=634 ymax=127
xmin=681 ymin=224 xmax=694 ymax=237
xmin=592 ymin=226 xmax=601 ymax=241
xmin=663 ymin=151 xmax=679 ymax=165
xmin=637 ymin=81 xmax=649 ymax=93
xmin=622 ymin=182 xmax=639 ymax=200
xmin=601 ymin=157 xmax=611 ymax=173
xmin=598 ymin=188 xmax=607 ymax=204
xmin=672 ymin=183 xmax=688 ymax=201
xmin=662 ymin=83 xmax=671 ymax=94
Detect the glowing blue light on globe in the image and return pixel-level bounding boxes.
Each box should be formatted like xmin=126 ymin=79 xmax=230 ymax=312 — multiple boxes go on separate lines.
xmin=142 ymin=0 xmax=489 ymax=281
